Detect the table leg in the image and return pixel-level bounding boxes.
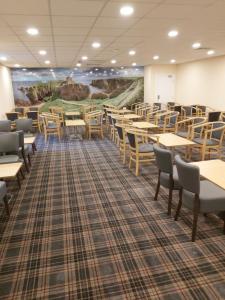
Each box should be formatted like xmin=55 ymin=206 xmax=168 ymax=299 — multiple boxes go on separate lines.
xmin=3 ymin=196 xmax=10 ymax=215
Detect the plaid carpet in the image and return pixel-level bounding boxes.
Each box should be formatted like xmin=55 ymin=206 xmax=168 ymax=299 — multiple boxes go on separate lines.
xmin=1 ymin=136 xmax=225 ymax=299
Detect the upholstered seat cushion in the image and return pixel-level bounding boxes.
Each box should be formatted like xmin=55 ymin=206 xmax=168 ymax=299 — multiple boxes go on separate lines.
xmin=89 ymin=119 xmax=99 ymax=126
xmin=176 ymin=131 xmax=188 ymax=138
xmin=193 ymin=138 xmax=219 ymax=146
xmin=0 ymin=181 xmax=6 ymax=200
xmin=160 ymin=165 xmax=180 ymax=189
xmin=0 ymin=155 xmax=20 ymax=164
xmin=47 ymin=122 xmax=57 ymax=129
xmin=182 ymin=180 xmax=225 ymax=213
xmin=139 ymin=144 xmax=154 ymax=153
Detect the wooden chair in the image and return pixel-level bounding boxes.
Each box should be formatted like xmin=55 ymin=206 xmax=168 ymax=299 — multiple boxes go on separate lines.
xmin=49 ymin=106 xmax=65 ymax=126
xmin=181 ymin=106 xmax=193 ymax=119
xmin=125 ymin=128 xmax=155 ymax=176
xmin=162 ymin=111 xmax=179 ymax=132
xmin=154 ymin=110 xmax=174 ymax=131
xmin=41 ymin=113 xmax=61 ymax=142
xmin=175 ymin=117 xmax=206 ymax=139
xmin=115 ymin=124 xmax=130 ymax=164
xmin=86 ymin=111 xmax=104 ymax=139
xmin=26 ymin=111 xmax=39 ymax=131
xmin=190 ymin=121 xmax=225 ymax=160
xmin=6 ymin=112 xmax=19 ymax=122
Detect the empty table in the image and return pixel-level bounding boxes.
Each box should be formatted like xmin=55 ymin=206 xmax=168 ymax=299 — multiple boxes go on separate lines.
xmin=0 ymin=162 xmax=23 ymax=188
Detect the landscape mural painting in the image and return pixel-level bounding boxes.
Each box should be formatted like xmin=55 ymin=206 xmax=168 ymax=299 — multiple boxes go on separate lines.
xmin=11 ymin=67 xmax=144 ymax=112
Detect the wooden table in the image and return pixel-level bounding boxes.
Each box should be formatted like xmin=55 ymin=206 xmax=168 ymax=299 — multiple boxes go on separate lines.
xmin=122 ymin=114 xmax=142 ymax=120
xmin=65 ymin=119 xmax=86 ymax=139
xmin=191 ymin=159 xmax=225 ymax=190
xmin=0 ymin=162 xmax=23 ymax=188
xmin=65 ymin=111 xmax=81 ymax=118
xmin=132 ymin=122 xmax=158 ymax=130
xmin=150 ymin=133 xmax=195 ymax=147
xmin=107 ymin=108 xmax=132 ymax=114
xmin=24 ymin=136 xmax=37 ymax=153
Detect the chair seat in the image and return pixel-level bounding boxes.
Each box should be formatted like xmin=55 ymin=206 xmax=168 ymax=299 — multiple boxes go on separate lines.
xmin=47 ymin=122 xmax=57 ymax=129
xmin=0 ymin=155 xmax=20 ymax=164
xmin=0 ymin=181 xmax=6 ymax=200
xmin=139 ymin=143 xmax=154 ymax=153
xmin=183 ymin=180 xmax=225 ymax=213
xmin=160 ymin=165 xmax=180 ymax=189
xmin=24 ymin=133 xmax=34 ymax=138
xmin=176 ymin=131 xmax=189 ymax=138
xmin=193 ymin=137 xmax=219 ymax=146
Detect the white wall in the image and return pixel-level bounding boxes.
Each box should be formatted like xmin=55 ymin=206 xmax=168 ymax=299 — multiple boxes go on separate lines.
xmin=176 ymin=55 xmax=225 ymax=110
xmin=144 ymin=64 xmax=177 ymax=104
xmin=0 ymin=65 xmax=14 ymax=119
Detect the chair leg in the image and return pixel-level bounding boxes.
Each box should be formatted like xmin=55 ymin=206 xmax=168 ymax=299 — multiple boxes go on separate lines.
xmin=22 ymin=150 xmax=29 ymax=173
xmin=168 ymin=187 xmax=173 ymax=216
xmin=154 ymin=172 xmax=160 ymax=201
xmin=129 ymin=156 xmax=132 ymax=169
xmin=3 ymin=196 xmax=10 ymax=215
xmin=192 ymin=199 xmax=200 ymax=242
xmin=28 ymin=154 xmax=31 ymax=166
xmin=174 ymin=189 xmax=182 ymax=221
xmin=135 ymin=158 xmax=139 ymax=176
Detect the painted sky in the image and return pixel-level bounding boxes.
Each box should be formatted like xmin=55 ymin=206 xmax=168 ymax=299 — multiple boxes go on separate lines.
xmin=11 ymin=67 xmax=144 ymax=83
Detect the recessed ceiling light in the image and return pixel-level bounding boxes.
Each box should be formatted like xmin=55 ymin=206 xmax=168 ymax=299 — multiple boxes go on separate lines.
xmin=132 ymin=62 xmax=137 ymax=66
xmin=39 ymin=50 xmax=47 ymax=55
xmin=168 ymin=30 xmax=178 ymax=38
xmin=153 ymin=55 xmax=159 ymax=60
xmin=207 ymin=50 xmax=215 ymax=55
xmin=22 ymin=68 xmax=27 ymax=71
xmin=170 ymin=59 xmax=176 ymax=64
xmin=14 ymin=64 xmax=20 ymax=67
xmin=26 ymin=27 xmax=39 ymax=36
xmin=50 ymin=69 xmax=53 ymax=72
xmin=120 ymin=5 xmax=134 ymax=16
xmin=92 ymin=42 xmax=101 ymax=48
xmin=45 ymin=60 xmax=50 ymax=64
xmin=95 ymin=68 xmax=99 ymax=71
xmin=129 ymin=50 xmax=136 ymax=56
xmin=0 ymin=56 xmax=7 ymax=61
xmin=192 ymin=42 xmax=201 ymax=49
xmin=82 ymin=56 xmax=88 ymax=60
xmin=76 ymin=62 xmax=81 ymax=67
xmin=111 ymin=59 xmax=116 ymax=64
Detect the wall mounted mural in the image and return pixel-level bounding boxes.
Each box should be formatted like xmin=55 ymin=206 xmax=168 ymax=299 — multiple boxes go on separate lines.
xmin=11 ymin=67 xmax=144 ymax=111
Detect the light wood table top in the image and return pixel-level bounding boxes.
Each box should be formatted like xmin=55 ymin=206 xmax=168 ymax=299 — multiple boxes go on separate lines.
xmin=107 ymin=108 xmax=132 ymax=114
xmin=0 ymin=162 xmax=23 ymax=178
xmin=122 ymin=114 xmax=142 ymax=120
xmin=65 ymin=111 xmax=81 ymax=116
xmin=24 ymin=136 xmax=36 ymax=144
xmin=65 ymin=120 xmax=86 ymax=127
xmin=191 ymin=159 xmax=225 ymax=190
xmin=150 ymin=133 xmax=195 ymax=147
xmin=132 ymin=122 xmax=158 ymax=129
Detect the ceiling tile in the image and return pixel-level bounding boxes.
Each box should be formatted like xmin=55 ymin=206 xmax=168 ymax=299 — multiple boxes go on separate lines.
xmin=2 ymin=15 xmax=51 ymax=27
xmin=53 ymin=27 xmax=90 ymax=35
xmin=52 ymin=16 xmax=95 ymax=27
xmin=0 ymin=0 xmax=49 ymax=15
xmin=50 ymin=0 xmax=105 ymax=16
xmin=95 ymin=17 xmax=138 ymax=28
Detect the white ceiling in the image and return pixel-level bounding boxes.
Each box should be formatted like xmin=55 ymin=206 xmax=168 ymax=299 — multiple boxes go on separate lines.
xmin=0 ymin=0 xmax=225 ymax=68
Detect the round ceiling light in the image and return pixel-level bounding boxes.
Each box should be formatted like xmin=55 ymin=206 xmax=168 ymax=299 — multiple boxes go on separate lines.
xmin=92 ymin=42 xmax=101 ymax=48
xmin=27 ymin=27 xmax=39 ymax=36
xmin=129 ymin=50 xmax=136 ymax=56
xmin=168 ymin=30 xmax=179 ymax=38
xmin=120 ymin=5 xmax=134 ymax=16
xmin=39 ymin=50 xmax=47 ymax=55
xmin=192 ymin=42 xmax=201 ymax=49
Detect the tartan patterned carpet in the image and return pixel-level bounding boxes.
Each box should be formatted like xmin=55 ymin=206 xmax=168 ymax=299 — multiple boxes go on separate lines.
xmin=1 ymin=136 xmax=225 ymax=299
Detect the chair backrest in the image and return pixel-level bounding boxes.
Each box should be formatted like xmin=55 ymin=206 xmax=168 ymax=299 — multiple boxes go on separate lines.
xmin=182 ymin=106 xmax=192 ymax=116
xmin=15 ymin=107 xmax=25 ymax=114
xmin=6 ymin=112 xmax=19 ymax=121
xmin=108 ymin=115 xmax=113 ymax=125
xmin=175 ymin=155 xmax=200 ymax=194
xmin=126 ymin=131 xmax=136 ymax=149
xmin=0 ymin=120 xmax=11 ymax=132
xmin=27 ymin=111 xmax=38 ymax=120
xmin=208 ymin=111 xmax=221 ymax=122
xmin=0 ymin=132 xmax=19 ymax=153
xmin=29 ymin=107 xmax=39 ymax=111
xmin=168 ymin=112 xmax=179 ymax=125
xmin=116 ymin=125 xmax=124 ymax=141
xmin=153 ymin=144 xmax=173 ymax=174
xmin=174 ymin=105 xmax=182 ymax=113
xmin=15 ymin=118 xmax=33 ymax=133
xmin=153 ymin=103 xmax=161 ymax=110
xmin=15 ymin=130 xmax=24 ymax=148
xmin=211 ymin=122 xmax=225 ymax=140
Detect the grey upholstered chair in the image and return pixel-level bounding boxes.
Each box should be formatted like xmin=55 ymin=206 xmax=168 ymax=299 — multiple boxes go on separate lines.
xmin=153 ymin=144 xmax=180 ymax=215
xmin=0 ymin=181 xmax=10 ymax=215
xmin=174 ymin=155 xmax=225 ymax=241
xmin=0 ymin=120 xmax=11 ymax=132
xmin=6 ymin=112 xmax=19 ymax=122
xmin=0 ymin=132 xmax=20 ymax=164
xmin=15 ymin=118 xmax=33 ymax=136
